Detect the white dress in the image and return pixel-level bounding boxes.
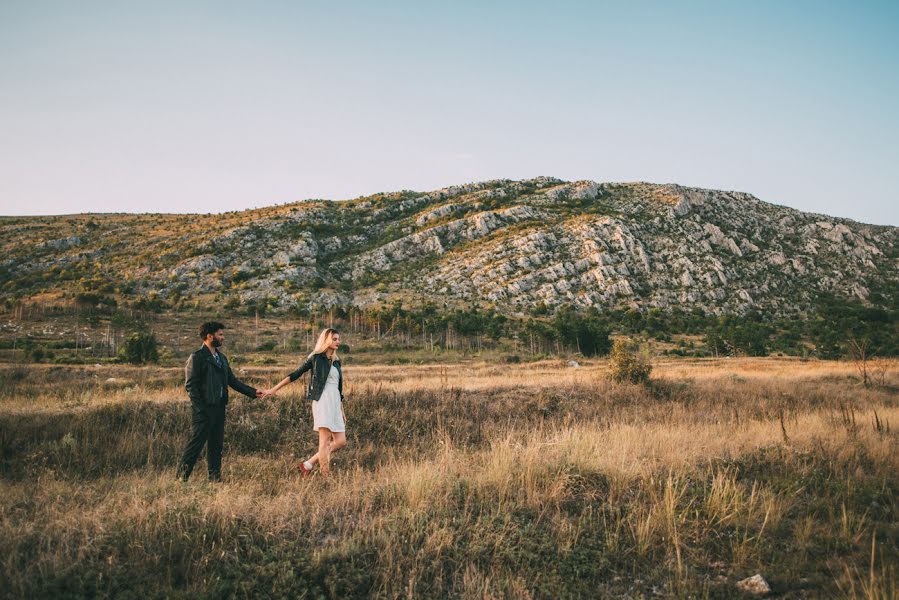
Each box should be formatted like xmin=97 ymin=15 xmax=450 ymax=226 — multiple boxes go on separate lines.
xmin=312 ymin=364 xmax=345 ymax=432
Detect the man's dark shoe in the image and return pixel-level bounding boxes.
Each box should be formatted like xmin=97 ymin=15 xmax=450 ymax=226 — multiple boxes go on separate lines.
xmin=176 ymin=464 xmax=192 ymax=482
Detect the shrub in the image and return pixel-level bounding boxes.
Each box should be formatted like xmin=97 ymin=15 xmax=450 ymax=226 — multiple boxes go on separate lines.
xmin=75 ymin=292 xmax=116 ymax=308
xmin=131 ymin=296 xmax=166 ymax=312
xmin=608 ymin=339 xmax=652 ymax=384
xmin=119 ymin=332 xmax=159 ymax=364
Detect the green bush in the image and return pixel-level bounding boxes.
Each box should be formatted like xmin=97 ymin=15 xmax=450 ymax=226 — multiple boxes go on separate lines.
xmin=608 ymin=339 xmax=651 ymax=384
xmin=119 ymin=332 xmax=159 ymax=364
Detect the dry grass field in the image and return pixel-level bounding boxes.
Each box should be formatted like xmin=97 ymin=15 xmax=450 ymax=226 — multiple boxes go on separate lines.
xmin=0 ymin=357 xmax=897 ymax=598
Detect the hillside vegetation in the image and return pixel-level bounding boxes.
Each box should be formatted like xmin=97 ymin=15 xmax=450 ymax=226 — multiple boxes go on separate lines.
xmin=2 ymin=178 xmax=896 ymax=319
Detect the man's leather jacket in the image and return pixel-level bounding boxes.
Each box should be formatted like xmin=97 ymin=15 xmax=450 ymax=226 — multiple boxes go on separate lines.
xmin=185 ymin=345 xmax=257 ymax=406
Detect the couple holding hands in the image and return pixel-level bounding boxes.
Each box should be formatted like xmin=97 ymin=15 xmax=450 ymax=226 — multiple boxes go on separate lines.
xmin=176 ymin=321 xmax=346 ymax=482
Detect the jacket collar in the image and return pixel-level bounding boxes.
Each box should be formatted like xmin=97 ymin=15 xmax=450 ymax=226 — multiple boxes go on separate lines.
xmin=315 ymin=351 xmax=340 ymax=365
xmin=199 ymin=344 xmax=226 ymax=368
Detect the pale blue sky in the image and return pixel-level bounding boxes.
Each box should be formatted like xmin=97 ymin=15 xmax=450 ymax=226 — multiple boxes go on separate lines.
xmin=1 ymin=1 xmax=897 ymax=224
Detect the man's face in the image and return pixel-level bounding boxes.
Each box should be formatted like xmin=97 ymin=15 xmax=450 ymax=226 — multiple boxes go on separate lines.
xmin=209 ymin=330 xmax=224 ymax=348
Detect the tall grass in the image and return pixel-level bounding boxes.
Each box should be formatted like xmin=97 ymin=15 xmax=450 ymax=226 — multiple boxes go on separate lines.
xmin=0 ymin=359 xmax=897 ymax=598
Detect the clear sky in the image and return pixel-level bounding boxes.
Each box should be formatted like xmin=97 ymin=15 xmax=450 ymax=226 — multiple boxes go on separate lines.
xmin=1 ymin=1 xmax=897 ymax=225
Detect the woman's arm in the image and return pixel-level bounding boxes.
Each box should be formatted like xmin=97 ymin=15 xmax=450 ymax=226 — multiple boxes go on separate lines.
xmin=289 ymin=356 xmax=314 ymax=382
xmin=261 ymin=356 xmax=314 ymax=398
xmin=260 ymin=375 xmax=292 ymax=398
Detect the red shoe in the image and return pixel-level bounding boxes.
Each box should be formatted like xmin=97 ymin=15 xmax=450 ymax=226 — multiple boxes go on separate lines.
xmin=299 ymin=462 xmax=313 ymax=477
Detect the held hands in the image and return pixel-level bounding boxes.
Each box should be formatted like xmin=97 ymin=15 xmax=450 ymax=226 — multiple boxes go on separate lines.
xmin=257 ymin=388 xmax=276 ymax=400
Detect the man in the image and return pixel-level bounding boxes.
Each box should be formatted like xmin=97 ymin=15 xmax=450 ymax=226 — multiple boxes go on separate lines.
xmin=176 ymin=321 xmax=263 ymax=482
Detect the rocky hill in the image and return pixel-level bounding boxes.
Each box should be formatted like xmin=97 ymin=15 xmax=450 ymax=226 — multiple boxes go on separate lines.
xmin=2 ymin=177 xmax=897 ymax=316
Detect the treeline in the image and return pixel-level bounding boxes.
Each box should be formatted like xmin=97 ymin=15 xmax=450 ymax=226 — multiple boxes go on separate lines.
xmin=5 ymin=295 xmax=897 ymax=361
xmin=278 ymin=303 xmax=612 ymax=357
xmin=283 ymin=296 xmax=898 ymax=359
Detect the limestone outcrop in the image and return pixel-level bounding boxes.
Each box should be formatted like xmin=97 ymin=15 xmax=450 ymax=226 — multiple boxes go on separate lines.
xmin=2 ymin=177 xmax=895 ymax=315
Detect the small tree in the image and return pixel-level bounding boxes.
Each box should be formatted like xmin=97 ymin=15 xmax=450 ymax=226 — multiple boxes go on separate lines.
xmin=847 ymin=335 xmax=872 ymax=387
xmin=608 ymin=339 xmax=652 ymax=385
xmin=119 ymin=332 xmax=159 ymax=364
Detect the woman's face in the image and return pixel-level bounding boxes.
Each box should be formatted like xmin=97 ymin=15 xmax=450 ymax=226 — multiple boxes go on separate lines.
xmin=329 ymin=333 xmax=341 ymax=350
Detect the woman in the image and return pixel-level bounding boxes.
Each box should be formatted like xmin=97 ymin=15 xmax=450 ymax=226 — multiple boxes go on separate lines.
xmin=261 ymin=328 xmax=346 ymax=477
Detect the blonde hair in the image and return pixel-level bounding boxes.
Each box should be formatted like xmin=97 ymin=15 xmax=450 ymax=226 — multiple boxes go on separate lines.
xmin=308 ymin=328 xmax=340 ymax=361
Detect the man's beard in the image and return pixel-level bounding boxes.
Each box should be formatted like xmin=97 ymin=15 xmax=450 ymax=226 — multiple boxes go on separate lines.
xmin=212 ymin=339 xmax=223 ymax=348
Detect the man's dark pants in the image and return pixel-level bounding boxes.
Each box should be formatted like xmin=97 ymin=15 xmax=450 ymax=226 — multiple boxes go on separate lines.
xmin=177 ymin=401 xmax=226 ymax=481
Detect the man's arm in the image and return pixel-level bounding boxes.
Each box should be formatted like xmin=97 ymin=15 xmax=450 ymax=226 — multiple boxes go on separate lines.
xmin=185 ymin=352 xmax=205 ymax=403
xmin=227 ymin=364 xmax=258 ymax=399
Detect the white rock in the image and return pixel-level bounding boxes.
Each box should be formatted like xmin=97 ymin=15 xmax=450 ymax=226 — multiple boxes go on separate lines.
xmin=735 ymin=574 xmax=771 ymax=595
xmin=415 ymin=203 xmax=461 ymax=226
xmin=740 ymin=239 xmax=760 ymax=253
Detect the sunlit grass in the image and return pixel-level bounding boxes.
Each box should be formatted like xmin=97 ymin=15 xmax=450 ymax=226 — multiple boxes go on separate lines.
xmin=0 ymin=358 xmax=896 ymax=597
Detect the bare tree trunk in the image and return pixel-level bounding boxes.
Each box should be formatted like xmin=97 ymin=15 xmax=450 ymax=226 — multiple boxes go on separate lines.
xmin=848 ymin=336 xmax=872 ymax=387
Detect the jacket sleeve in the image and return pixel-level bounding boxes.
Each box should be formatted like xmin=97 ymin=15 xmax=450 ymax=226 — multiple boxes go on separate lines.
xmin=227 ymin=364 xmax=257 ymax=399
xmin=185 ymin=352 xmax=204 ymax=403
xmin=288 ymin=356 xmax=314 ymax=382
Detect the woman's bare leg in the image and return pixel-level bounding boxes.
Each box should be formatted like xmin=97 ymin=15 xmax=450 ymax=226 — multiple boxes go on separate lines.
xmin=306 ymin=431 xmax=347 ymax=467
xmin=317 ymin=428 xmax=332 ymax=475
xmin=329 ymin=431 xmax=347 ymax=453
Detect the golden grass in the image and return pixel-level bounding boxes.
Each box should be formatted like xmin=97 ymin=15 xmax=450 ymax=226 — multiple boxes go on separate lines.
xmin=2 ymin=357 xmax=896 ymax=413
xmin=0 ymin=357 xmax=897 ymax=597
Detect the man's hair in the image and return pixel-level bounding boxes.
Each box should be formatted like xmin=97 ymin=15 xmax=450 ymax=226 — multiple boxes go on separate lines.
xmin=199 ymin=321 xmax=226 ymax=340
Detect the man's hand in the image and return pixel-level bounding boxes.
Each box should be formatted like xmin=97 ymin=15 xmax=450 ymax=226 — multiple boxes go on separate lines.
xmin=257 ymin=388 xmax=275 ymax=400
